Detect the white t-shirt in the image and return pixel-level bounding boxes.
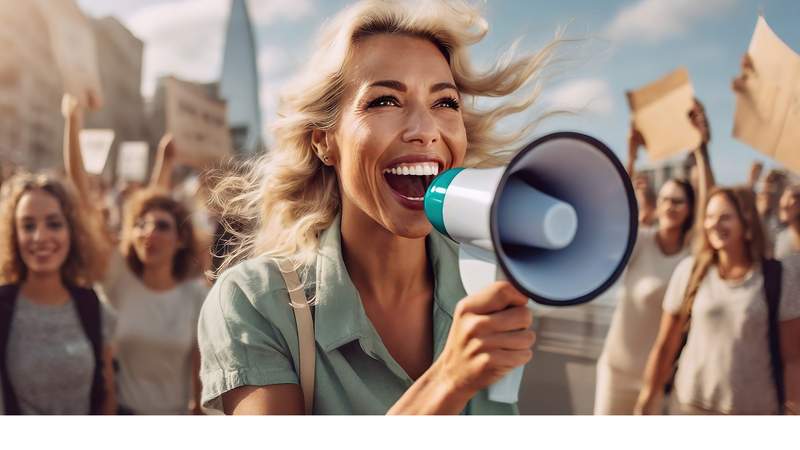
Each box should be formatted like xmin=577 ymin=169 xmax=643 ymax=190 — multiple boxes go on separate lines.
xmin=100 ymin=253 xmax=208 ymax=414
xmin=663 ymin=256 xmax=800 ymax=414
xmin=774 ymin=228 xmax=799 ymax=260
xmin=599 ymin=227 xmax=689 ymax=384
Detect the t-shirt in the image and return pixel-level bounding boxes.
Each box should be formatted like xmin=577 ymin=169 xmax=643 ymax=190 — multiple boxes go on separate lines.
xmin=100 ymin=253 xmax=208 ymax=414
xmin=599 ymin=227 xmax=688 ymax=384
xmin=774 ymin=228 xmax=800 ymax=260
xmin=5 ymin=295 xmax=115 ymax=415
xmin=662 ymin=256 xmax=800 ymax=414
xmin=198 ymin=215 xmax=518 ymax=415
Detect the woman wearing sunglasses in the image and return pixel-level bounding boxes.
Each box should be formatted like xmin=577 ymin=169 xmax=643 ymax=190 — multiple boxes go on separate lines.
xmin=62 ymin=95 xmax=208 ymax=415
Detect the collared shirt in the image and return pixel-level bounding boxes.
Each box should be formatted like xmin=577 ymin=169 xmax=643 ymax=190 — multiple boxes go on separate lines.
xmin=198 ymin=216 xmax=517 ymax=415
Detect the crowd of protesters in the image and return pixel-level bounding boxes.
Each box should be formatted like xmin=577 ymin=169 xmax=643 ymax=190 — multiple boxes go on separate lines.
xmin=0 ymin=0 xmax=798 ymax=416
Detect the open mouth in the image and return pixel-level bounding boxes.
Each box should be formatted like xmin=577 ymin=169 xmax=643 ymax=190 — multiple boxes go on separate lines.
xmin=383 ymin=162 xmax=440 ymax=205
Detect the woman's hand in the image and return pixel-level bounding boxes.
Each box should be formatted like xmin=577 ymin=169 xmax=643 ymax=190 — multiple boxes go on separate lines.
xmin=732 ymin=53 xmax=755 ymax=94
xmin=61 ymin=93 xmax=80 ymax=120
xmin=431 ymin=281 xmax=535 ymax=400
xmin=633 ymin=391 xmax=663 ymax=415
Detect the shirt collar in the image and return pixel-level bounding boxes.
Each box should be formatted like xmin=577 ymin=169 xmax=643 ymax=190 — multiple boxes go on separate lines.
xmin=313 ymin=215 xmax=466 ymax=353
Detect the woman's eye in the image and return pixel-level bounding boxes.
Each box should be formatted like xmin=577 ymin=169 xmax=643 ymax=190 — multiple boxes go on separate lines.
xmin=46 ymin=221 xmax=64 ymax=230
xmin=22 ymin=223 xmax=36 ymax=233
xmin=434 ymin=97 xmax=460 ymax=110
xmin=367 ymin=95 xmax=400 ymax=108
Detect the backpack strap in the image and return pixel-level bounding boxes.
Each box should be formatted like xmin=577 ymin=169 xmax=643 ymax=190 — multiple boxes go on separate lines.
xmin=762 ymin=259 xmax=785 ymax=415
xmin=276 ymin=260 xmax=315 ymax=415
xmin=0 ymin=284 xmax=21 ymax=414
xmin=66 ymin=285 xmax=106 ymax=415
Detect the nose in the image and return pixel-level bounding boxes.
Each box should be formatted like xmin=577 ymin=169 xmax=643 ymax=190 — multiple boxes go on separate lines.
xmin=402 ymin=103 xmax=439 ymax=147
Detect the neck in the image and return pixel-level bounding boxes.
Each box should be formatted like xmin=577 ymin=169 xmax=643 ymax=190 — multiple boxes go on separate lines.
xmin=340 ymin=207 xmax=432 ymax=307
xmin=656 ymin=225 xmax=683 ymax=255
xmin=21 ymin=271 xmax=70 ymax=305
xmin=141 ymin=263 xmax=177 ymax=291
xmin=717 ymin=242 xmax=752 ymax=279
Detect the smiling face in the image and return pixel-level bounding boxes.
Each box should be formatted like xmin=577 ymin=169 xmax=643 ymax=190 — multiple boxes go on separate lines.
xmin=320 ymin=33 xmax=468 ymax=238
xmin=656 ymin=180 xmax=690 ymax=232
xmin=131 ymin=208 xmax=181 ymax=270
xmin=779 ymin=186 xmax=800 ymax=224
xmin=14 ymin=189 xmax=71 ymax=277
xmin=704 ymin=193 xmax=747 ymax=252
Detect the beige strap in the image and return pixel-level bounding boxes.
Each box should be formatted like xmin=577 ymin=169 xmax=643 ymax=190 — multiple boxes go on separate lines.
xmin=276 ymin=260 xmax=315 ymax=415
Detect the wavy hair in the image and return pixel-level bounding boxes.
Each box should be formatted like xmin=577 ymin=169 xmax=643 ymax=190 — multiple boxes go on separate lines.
xmin=210 ymin=0 xmax=565 ymax=276
xmin=0 ymin=172 xmax=108 ymax=287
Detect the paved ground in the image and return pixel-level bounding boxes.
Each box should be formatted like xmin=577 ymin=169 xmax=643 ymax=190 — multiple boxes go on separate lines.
xmin=517 ymin=287 xmax=618 ymax=415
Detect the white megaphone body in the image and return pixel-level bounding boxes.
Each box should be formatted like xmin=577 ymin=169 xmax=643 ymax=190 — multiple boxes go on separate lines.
xmin=424 ymin=132 xmax=638 ymax=404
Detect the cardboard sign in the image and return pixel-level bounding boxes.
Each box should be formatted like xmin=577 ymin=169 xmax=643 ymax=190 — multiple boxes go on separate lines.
xmin=165 ymin=77 xmax=233 ymax=168
xmin=34 ymin=0 xmax=104 ymax=109
xmin=79 ymin=129 xmax=115 ymax=174
xmin=627 ymin=67 xmax=702 ymax=161
xmin=733 ymin=16 xmax=800 ymax=174
xmin=117 ymin=141 xmax=150 ymax=182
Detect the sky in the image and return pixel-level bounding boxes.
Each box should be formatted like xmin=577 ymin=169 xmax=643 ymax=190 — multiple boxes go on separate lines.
xmin=76 ymin=0 xmax=800 ymax=185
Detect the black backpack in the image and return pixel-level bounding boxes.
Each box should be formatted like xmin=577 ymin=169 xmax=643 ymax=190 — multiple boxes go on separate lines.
xmin=667 ymin=259 xmax=785 ymax=414
xmin=0 ymin=284 xmax=106 ymax=415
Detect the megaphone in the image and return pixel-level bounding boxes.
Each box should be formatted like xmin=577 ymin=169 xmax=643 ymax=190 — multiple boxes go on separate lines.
xmin=424 ymin=131 xmax=638 ymax=403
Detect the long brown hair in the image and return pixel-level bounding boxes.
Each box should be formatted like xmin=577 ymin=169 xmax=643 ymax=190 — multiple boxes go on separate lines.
xmin=679 ymin=186 xmax=766 ymax=319
xmin=0 ymin=173 xmax=108 ymax=287
xmin=119 ymin=188 xmax=201 ymax=281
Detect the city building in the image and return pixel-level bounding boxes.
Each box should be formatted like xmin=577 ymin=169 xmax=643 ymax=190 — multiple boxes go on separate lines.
xmin=219 ymin=0 xmax=263 ymax=155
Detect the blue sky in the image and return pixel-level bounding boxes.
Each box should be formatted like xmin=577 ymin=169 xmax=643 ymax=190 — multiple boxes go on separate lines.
xmin=77 ymin=0 xmax=800 ymax=184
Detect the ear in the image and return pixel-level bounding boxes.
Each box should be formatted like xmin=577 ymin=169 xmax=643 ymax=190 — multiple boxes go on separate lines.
xmin=311 ymin=129 xmax=337 ymax=166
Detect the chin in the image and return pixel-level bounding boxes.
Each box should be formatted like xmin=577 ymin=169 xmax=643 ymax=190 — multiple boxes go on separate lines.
xmin=383 ymin=214 xmax=433 ymax=239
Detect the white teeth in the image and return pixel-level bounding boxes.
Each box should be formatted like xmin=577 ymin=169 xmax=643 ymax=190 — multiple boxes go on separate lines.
xmin=383 ymin=162 xmax=440 ymax=176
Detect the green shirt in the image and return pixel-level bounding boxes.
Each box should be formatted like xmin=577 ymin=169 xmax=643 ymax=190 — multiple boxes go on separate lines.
xmin=198 ymin=216 xmax=518 ymax=415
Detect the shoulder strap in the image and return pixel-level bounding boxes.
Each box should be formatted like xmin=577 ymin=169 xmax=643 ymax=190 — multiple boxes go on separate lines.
xmin=275 ymin=260 xmax=315 ymax=415
xmin=67 ymin=285 xmax=106 ymax=415
xmin=762 ymin=259 xmax=785 ymax=415
xmin=0 ymin=284 xmax=20 ymax=414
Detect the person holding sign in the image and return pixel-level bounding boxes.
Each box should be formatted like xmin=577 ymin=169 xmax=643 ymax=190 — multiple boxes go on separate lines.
xmin=635 ymin=103 xmax=800 ymax=415
xmin=63 ymin=96 xmax=208 ymax=415
xmin=197 ymin=0 xmax=551 ymax=415
xmin=0 ymin=172 xmax=117 ymax=414
xmin=594 ymin=117 xmax=698 ymax=415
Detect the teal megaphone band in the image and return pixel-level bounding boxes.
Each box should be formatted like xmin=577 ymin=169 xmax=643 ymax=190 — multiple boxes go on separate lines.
xmin=424 ymin=167 xmax=463 ymax=238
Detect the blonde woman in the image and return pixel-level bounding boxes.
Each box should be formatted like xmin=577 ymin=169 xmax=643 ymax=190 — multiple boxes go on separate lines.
xmin=635 ymin=182 xmax=800 ymax=414
xmin=198 ymin=0 xmax=568 ymax=414
xmin=0 ymin=174 xmax=116 ymax=414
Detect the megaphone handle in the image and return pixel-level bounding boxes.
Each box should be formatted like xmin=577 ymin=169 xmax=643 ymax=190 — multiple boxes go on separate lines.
xmin=488 ymin=365 xmax=526 ymax=403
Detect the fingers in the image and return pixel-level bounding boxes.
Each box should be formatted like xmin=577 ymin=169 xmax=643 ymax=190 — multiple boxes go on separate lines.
xmin=468 ymin=329 xmax=536 ymax=353
xmin=458 ymin=281 xmax=527 ymax=315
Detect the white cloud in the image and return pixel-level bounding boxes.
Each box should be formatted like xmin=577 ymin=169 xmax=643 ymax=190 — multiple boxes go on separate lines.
xmin=249 ymin=0 xmax=313 ymax=25
xmin=257 ymin=46 xmax=292 ymax=77
xmin=604 ymin=0 xmax=736 ymax=43
xmin=544 ymin=78 xmax=614 ymax=116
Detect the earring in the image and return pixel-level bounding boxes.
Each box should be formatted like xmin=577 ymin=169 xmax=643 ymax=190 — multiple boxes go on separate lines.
xmin=320 ymin=153 xmax=330 ymax=164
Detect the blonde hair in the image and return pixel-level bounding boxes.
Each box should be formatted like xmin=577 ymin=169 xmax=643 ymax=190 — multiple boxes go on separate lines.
xmin=211 ymin=0 xmax=563 ymax=276
xmin=678 ymin=186 xmax=767 ymax=319
xmin=0 ymin=173 xmax=108 ymax=287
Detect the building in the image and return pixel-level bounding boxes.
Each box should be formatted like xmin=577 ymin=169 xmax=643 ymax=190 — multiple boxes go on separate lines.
xmin=0 ymin=0 xmax=64 ymax=171
xmin=219 ymin=0 xmax=263 ymax=155
xmin=85 ymin=16 xmax=148 ymax=181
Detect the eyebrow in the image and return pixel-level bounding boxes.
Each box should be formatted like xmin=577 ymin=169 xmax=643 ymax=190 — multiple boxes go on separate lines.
xmin=367 ymin=80 xmax=459 ymax=94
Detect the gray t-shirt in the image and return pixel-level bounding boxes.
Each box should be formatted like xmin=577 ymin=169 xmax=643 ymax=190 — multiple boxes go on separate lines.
xmin=775 ymin=228 xmax=799 ymax=260
xmin=4 ymin=295 xmax=115 ymax=415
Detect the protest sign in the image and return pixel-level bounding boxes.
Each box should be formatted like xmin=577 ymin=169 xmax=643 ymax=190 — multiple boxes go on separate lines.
xmin=627 ymin=67 xmax=702 ymax=161
xmin=34 ymin=0 xmax=104 ymax=109
xmin=117 ymin=141 xmax=150 ymax=183
xmin=733 ymin=16 xmax=800 ymax=174
xmin=79 ymin=129 xmax=115 ymax=174
xmin=165 ymin=77 xmax=233 ymax=168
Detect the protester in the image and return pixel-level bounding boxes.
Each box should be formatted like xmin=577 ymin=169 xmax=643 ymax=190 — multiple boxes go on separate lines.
xmin=775 ymin=184 xmax=800 ymax=259
xmin=0 ymin=172 xmax=116 ymax=414
xmin=634 ymin=100 xmax=800 ymax=414
xmin=595 ymin=119 xmax=699 ymax=415
xmin=196 ymin=0 xmax=556 ymax=414
xmin=62 ymin=95 xmax=208 ymax=415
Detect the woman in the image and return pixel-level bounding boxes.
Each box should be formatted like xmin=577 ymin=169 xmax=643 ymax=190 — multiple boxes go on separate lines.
xmin=199 ymin=0 xmax=553 ymax=414
xmin=0 ymin=173 xmax=116 ymax=414
xmin=634 ymin=152 xmax=800 ymax=413
xmin=63 ymin=95 xmax=208 ymax=415
xmin=594 ymin=122 xmax=698 ymax=414
xmin=775 ymin=184 xmax=799 ymax=259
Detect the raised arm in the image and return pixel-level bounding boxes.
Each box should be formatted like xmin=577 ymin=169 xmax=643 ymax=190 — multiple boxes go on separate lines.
xmin=62 ymin=94 xmax=92 ymax=204
xmin=626 ymin=122 xmax=644 ymax=179
xmin=149 ymin=134 xmax=176 ymax=191
xmin=689 ymin=99 xmax=715 ymax=231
